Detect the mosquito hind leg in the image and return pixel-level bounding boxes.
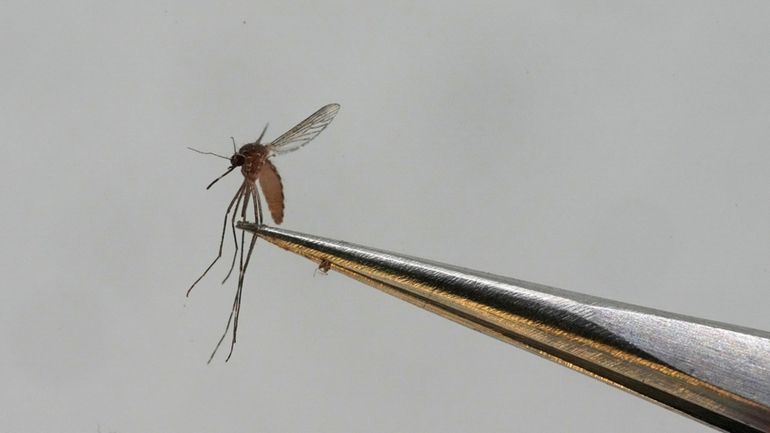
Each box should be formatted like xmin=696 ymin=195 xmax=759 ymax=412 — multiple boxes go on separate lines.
xmin=255 ymin=123 xmax=269 ymax=145
xmin=207 ymin=284 xmax=238 ymax=364
xmin=207 ymin=227 xmax=245 ymax=364
xmin=223 ymin=189 xmax=261 ymax=362
xmin=221 ymin=187 xmax=245 ymax=284
xmin=187 ymin=183 xmax=245 ymax=297
xmin=254 ymin=187 xmax=264 ymax=225
xmin=208 ymin=186 xmax=253 ymax=363
xmin=224 ymin=232 xmax=257 ymax=362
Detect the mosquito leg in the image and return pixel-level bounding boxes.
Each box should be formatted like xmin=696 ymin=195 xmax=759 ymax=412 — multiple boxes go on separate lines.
xmin=207 ymin=287 xmax=237 ymax=364
xmin=208 ymin=186 xmax=251 ymax=363
xmin=207 ymin=226 xmax=246 ymax=363
xmin=187 ymin=183 xmax=245 ymax=297
xmin=255 ymin=123 xmax=268 ymax=144
xmin=224 ymin=260 xmax=245 ymax=361
xmin=225 ymin=189 xmax=261 ymax=362
xmin=221 ymin=188 xmax=245 ymax=284
xmin=226 ymin=233 xmax=256 ymax=362
xmin=254 ymin=186 xmax=264 ymax=225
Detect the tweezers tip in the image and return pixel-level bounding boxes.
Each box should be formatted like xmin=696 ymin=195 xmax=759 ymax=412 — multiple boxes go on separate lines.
xmin=236 ymin=221 xmax=263 ymax=233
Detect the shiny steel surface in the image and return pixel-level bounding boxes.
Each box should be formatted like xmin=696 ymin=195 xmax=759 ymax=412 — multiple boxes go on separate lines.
xmin=238 ymin=223 xmax=770 ymax=432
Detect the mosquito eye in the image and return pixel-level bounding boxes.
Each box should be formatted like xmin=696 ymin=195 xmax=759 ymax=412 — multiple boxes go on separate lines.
xmin=230 ymin=154 xmax=245 ymax=166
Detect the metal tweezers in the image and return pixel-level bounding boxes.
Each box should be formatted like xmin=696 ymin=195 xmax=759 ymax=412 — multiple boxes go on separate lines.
xmin=238 ymin=222 xmax=770 ymax=432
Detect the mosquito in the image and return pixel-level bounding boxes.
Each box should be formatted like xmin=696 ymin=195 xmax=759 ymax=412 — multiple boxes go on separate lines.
xmin=188 ymin=103 xmax=340 ymax=363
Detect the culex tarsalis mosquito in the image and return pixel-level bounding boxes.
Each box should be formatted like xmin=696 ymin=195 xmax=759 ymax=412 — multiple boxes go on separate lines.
xmin=187 ymin=103 xmax=340 ymax=363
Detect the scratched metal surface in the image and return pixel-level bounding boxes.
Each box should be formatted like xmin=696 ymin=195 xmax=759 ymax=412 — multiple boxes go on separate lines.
xmin=242 ymin=223 xmax=770 ymax=433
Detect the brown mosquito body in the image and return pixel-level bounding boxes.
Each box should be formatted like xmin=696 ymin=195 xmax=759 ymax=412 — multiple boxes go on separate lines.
xmin=187 ymin=103 xmax=340 ymax=363
xmin=237 ymin=144 xmax=269 ymax=182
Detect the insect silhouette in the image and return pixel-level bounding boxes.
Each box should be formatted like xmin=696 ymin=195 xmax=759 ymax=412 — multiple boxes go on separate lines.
xmin=188 ymin=103 xmax=340 ymax=363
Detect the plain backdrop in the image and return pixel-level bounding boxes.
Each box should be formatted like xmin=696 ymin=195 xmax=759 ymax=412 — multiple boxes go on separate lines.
xmin=1 ymin=1 xmax=769 ymax=432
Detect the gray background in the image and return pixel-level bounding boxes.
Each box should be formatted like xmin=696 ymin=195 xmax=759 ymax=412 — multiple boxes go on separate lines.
xmin=2 ymin=1 xmax=769 ymax=432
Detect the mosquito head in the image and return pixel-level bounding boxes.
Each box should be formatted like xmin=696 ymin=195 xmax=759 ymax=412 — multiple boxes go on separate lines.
xmin=230 ymin=153 xmax=245 ymax=167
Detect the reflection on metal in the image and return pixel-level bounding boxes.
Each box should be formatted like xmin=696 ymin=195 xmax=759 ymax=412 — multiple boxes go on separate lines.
xmin=238 ymin=223 xmax=770 ymax=432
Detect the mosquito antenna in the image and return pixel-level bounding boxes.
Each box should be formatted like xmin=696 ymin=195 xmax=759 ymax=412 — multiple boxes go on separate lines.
xmin=187 ymin=147 xmax=230 ymax=160
xmin=230 ymin=137 xmax=237 ymax=153
xmin=206 ymin=166 xmax=236 ymax=190
xmin=255 ymin=123 xmax=269 ymax=144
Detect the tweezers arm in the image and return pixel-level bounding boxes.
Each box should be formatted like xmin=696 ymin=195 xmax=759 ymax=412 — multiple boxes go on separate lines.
xmin=239 ymin=223 xmax=770 ymax=432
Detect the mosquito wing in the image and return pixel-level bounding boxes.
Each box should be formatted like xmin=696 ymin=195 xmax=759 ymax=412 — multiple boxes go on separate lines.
xmin=267 ymin=103 xmax=340 ymax=155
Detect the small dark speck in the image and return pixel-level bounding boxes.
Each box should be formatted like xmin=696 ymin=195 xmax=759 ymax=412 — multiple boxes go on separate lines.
xmin=242 ymin=20 xmax=247 ymax=24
